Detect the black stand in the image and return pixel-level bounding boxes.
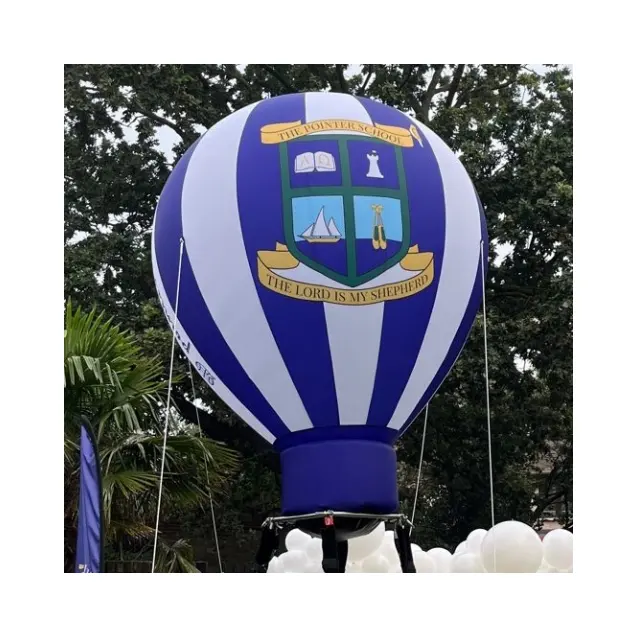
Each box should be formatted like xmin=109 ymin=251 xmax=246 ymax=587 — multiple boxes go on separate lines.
xmin=320 ymin=515 xmax=348 ymax=572
xmin=255 ymin=524 xmax=279 ymax=568
xmin=394 ymin=523 xmax=416 ymax=572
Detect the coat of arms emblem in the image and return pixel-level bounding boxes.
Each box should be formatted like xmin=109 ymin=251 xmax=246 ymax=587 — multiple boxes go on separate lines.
xmin=257 ymin=119 xmax=435 ymax=305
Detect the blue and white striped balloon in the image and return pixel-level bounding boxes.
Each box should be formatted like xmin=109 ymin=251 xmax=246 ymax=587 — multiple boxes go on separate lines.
xmin=153 ymin=92 xmax=487 ymax=516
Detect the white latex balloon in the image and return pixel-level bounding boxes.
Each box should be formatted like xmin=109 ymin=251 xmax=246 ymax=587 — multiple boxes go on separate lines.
xmin=411 ymin=543 xmax=424 ymax=553
xmin=542 ymin=529 xmax=573 ymax=571
xmin=346 ymin=561 xmax=363 ymax=573
xmin=361 ymin=554 xmax=390 ymax=573
xmin=305 ymin=537 xmax=323 ymax=562
xmin=267 ymin=556 xmax=284 ymax=573
xmin=481 ymin=520 xmax=543 ymax=573
xmin=279 ymin=549 xmax=309 ymax=573
xmin=380 ymin=540 xmax=397 ymax=555
xmin=413 ymin=551 xmax=437 ymax=573
xmin=380 ymin=534 xmax=395 ymax=553
xmin=302 ymin=561 xmax=324 ymax=573
xmin=347 ymin=522 xmax=385 ymax=563
xmin=450 ymin=552 xmax=483 ymax=573
xmin=454 ymin=541 xmax=468 ymax=555
xmin=466 ymin=529 xmax=488 ymax=555
xmin=537 ymin=560 xmax=550 ymax=573
xmin=427 ymin=547 xmax=452 ymax=572
xmin=285 ymin=528 xmax=311 ymax=552
xmin=380 ymin=542 xmax=400 ymax=567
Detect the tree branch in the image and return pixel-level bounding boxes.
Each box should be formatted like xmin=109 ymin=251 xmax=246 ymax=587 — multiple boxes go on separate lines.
xmin=533 ymin=488 xmax=566 ymax=521
xmin=426 ymin=65 xmax=445 ymax=91
xmin=451 ymin=69 xmax=519 ymax=111
xmin=357 ymin=65 xmax=375 ymax=96
xmin=522 ymin=64 xmax=542 ymax=77
xmin=433 ymin=81 xmax=455 ymax=95
xmin=262 ymin=65 xmax=297 ymax=93
xmin=130 ymin=101 xmax=189 ymax=139
xmin=444 ymin=64 xmax=465 ymax=108
xmin=223 ymin=65 xmax=259 ymax=99
xmin=419 ymin=64 xmax=445 ymax=122
xmin=336 ymin=65 xmax=349 ymax=93
xmin=82 ymin=81 xmax=190 ymax=140
xmin=493 ymin=76 xmax=519 ymax=92
xmin=397 ymin=65 xmax=417 ymax=91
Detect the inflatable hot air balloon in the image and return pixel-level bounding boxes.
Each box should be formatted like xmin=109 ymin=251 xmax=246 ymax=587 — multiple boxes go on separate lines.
xmin=152 ymin=92 xmax=487 ymax=547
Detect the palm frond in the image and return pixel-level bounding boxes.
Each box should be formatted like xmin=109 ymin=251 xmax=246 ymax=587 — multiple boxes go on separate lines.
xmin=64 ymin=436 xmax=78 ymax=466
xmin=64 ymin=299 xmax=166 ymax=436
xmin=106 ymin=520 xmax=156 ymax=541
xmin=154 ymin=538 xmax=200 ymax=573
xmin=102 ymin=470 xmax=158 ymax=498
xmin=64 ymin=299 xmax=241 ymax=570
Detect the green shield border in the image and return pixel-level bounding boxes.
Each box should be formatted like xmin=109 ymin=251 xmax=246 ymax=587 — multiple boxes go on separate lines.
xmin=279 ymin=134 xmax=411 ymax=288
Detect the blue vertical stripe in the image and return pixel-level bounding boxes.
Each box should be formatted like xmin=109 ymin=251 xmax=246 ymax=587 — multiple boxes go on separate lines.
xmin=356 ymin=97 xmax=447 ymax=430
xmin=153 ymin=135 xmax=291 ymax=441
xmin=397 ymin=190 xmax=488 ymax=436
xmin=235 ymin=95 xmax=339 ymax=429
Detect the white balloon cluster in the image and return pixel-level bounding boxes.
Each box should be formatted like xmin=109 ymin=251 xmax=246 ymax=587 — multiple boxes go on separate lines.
xmin=267 ymin=520 xmax=573 ymax=573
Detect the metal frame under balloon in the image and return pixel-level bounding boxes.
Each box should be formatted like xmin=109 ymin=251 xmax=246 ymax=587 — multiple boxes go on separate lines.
xmin=261 ymin=510 xmax=413 ymax=530
xmin=256 ymin=511 xmax=416 ymax=573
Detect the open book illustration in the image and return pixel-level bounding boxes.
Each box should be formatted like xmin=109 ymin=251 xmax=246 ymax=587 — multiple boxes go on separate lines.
xmin=294 ymin=151 xmax=336 ymax=173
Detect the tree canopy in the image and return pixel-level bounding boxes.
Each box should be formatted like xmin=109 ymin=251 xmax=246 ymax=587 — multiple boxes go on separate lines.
xmin=64 ymin=64 xmax=572 ymax=570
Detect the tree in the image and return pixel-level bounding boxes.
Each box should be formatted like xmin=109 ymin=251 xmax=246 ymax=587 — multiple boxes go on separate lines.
xmin=64 ymin=300 xmax=238 ymax=571
xmin=64 ymin=64 xmax=572 ymax=568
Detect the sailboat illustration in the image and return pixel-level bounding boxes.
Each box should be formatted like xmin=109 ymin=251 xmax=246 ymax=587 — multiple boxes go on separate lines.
xmin=300 ymin=207 xmax=342 ymax=244
xmin=371 ymin=204 xmax=387 ymax=250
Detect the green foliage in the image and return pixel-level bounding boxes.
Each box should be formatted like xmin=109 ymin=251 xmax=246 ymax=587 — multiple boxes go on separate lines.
xmin=64 ymin=299 xmax=165 ymax=435
xmin=65 ymin=65 xmax=572 ymax=568
xmin=64 ymin=300 xmax=239 ymax=571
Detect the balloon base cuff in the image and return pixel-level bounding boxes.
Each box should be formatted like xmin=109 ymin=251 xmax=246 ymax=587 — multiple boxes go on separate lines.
xmin=279 ymin=437 xmax=398 ymax=517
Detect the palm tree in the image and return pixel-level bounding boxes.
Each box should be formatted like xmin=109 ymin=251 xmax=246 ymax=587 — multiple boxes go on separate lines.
xmin=64 ymin=300 xmax=238 ymax=572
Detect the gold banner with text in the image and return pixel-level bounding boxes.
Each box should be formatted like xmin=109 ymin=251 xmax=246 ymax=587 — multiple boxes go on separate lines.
xmin=257 ymin=244 xmax=434 ymax=306
xmin=260 ymin=119 xmax=423 ymax=148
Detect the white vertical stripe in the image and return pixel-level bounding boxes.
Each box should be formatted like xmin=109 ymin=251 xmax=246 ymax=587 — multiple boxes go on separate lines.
xmin=151 ymin=231 xmax=276 ymax=443
xmin=181 ymin=103 xmax=313 ymax=432
xmin=304 ymin=92 xmax=384 ymax=425
xmin=388 ymin=118 xmax=482 ymax=429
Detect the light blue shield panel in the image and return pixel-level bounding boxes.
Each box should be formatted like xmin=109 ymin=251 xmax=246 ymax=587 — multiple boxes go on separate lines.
xmin=290 ymin=195 xmax=347 ymax=277
xmin=353 ymin=195 xmax=404 ymax=277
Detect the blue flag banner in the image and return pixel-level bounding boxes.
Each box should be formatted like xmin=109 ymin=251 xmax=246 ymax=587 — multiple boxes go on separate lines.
xmin=75 ymin=421 xmax=103 ymax=573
